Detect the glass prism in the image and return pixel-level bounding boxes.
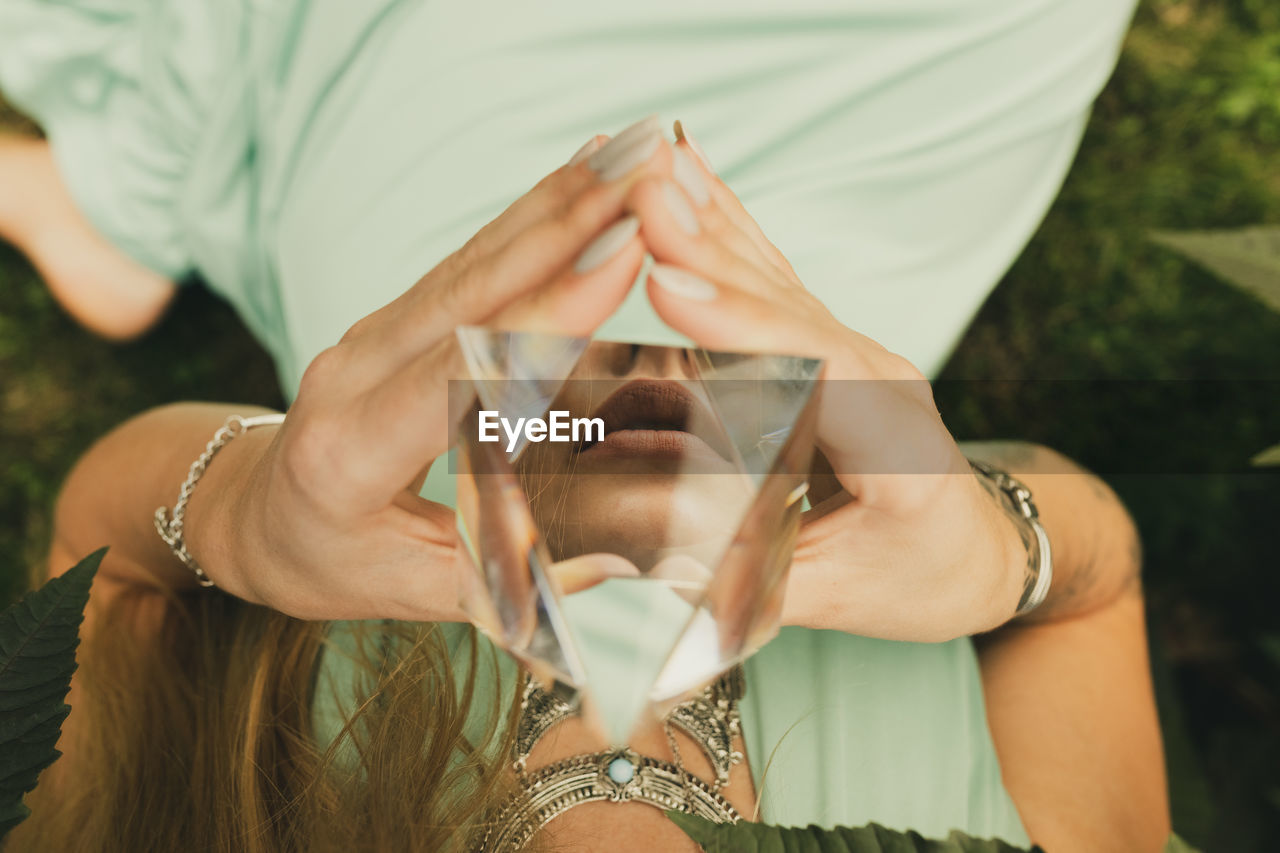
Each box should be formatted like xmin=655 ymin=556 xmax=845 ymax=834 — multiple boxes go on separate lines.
xmin=453 ymin=328 xmax=822 ymax=743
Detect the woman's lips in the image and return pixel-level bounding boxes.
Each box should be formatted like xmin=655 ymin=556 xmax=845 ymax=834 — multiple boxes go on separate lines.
xmin=577 ymin=379 xmax=733 ymax=463
xmin=585 ymin=427 xmax=712 ymax=460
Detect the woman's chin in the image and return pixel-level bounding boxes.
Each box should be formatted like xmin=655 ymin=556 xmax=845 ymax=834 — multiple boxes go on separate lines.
xmin=541 ymin=476 xmax=752 ymax=569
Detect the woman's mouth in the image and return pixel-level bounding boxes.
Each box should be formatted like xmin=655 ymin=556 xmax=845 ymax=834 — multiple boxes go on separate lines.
xmin=577 ymin=379 xmax=734 ymax=464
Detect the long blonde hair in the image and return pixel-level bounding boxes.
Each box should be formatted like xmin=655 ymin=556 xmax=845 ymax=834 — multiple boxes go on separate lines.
xmin=9 ymin=585 xmax=521 ymax=852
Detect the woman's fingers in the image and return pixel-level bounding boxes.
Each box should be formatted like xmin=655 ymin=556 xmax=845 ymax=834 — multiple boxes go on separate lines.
xmin=673 ymin=121 xmax=803 ymax=284
xmin=629 ymin=172 xmax=780 ymax=296
xmin=435 ymin=118 xmax=655 ymax=283
xmin=642 ymin=259 xmax=903 ymax=384
xmin=631 ymin=162 xmax=923 ymax=380
xmin=645 ymin=263 xmax=950 ymax=501
xmin=484 ymin=215 xmax=646 ymax=335
xmin=284 ymin=118 xmax=674 ymax=517
xmin=343 ymin=213 xmax=646 ymax=505
xmin=631 ymin=161 xmax=952 ymax=519
xmin=647 ymin=263 xmax=829 ymax=355
xmin=628 ymin=169 xmax=843 ymax=355
xmin=452 ymin=132 xmax=608 ymax=261
xmin=649 ymin=554 xmax=714 ymax=606
xmin=342 ymin=117 xmax=673 ymax=373
xmin=552 ymin=553 xmax=642 ymax=595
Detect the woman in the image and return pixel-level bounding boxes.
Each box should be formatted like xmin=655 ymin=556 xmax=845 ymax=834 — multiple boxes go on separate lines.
xmin=8 ymin=127 xmax=1166 ymax=851
xmin=0 ymin=2 xmax=1165 ymax=850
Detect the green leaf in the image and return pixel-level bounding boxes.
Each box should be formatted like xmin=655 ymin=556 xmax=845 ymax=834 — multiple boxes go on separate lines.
xmin=665 ymin=812 xmax=1043 ymax=852
xmin=0 ymin=547 xmax=103 ymax=842
xmin=1259 ymin=633 xmax=1280 ymax=667
xmin=1163 ymin=832 xmax=1203 ymax=853
xmin=1150 ymin=227 xmax=1280 ymax=314
xmin=668 ymin=816 xmax=1205 ymax=853
xmin=1250 ymin=442 xmax=1280 ymax=467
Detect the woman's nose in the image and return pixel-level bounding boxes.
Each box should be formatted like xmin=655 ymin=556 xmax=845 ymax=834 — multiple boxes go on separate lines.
xmin=570 ymin=341 xmax=697 ymax=379
xmin=625 ymin=343 xmax=696 ymax=379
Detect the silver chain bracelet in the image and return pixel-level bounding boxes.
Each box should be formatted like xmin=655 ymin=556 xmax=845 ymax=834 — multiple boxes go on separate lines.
xmin=153 ymin=413 xmax=286 ymax=587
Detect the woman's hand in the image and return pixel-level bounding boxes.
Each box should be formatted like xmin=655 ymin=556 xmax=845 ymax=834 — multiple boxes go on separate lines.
xmin=624 ymin=128 xmax=1026 ymax=642
xmin=188 ymin=118 xmax=676 ymax=622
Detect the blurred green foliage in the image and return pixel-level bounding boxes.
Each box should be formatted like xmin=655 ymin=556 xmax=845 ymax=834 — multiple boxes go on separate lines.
xmin=1 ymin=1 xmax=1278 ymax=850
xmin=933 ymin=2 xmax=1280 ymax=849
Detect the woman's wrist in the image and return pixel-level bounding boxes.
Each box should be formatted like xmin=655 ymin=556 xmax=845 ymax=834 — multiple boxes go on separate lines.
xmin=962 ymin=441 xmax=1142 ymax=625
xmin=957 ymin=471 xmax=1024 ymax=630
xmin=180 ymin=423 xmax=282 ymax=602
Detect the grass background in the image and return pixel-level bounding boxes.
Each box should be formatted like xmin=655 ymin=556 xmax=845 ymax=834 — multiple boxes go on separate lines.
xmin=2 ymin=0 xmax=1278 ymax=848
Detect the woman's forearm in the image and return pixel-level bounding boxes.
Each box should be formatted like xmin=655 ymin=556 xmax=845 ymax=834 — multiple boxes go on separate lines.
xmin=50 ymin=402 xmax=280 ymax=597
xmin=977 ymin=593 xmax=1169 ymax=852
xmin=962 ymin=442 xmax=1168 ymax=851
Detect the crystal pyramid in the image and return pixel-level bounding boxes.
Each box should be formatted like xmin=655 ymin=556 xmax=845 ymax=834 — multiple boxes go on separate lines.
xmin=453 ymin=328 xmax=822 ymax=743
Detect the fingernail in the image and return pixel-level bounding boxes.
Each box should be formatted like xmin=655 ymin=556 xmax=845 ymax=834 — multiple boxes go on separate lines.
xmin=649 ymin=263 xmax=717 ymax=302
xmin=568 ymin=136 xmax=602 ymax=166
xmin=673 ymin=120 xmax=714 ymax=172
xmin=672 ymin=147 xmax=710 ymax=206
xmin=609 ymin=114 xmax=662 ymax=150
xmin=589 ymin=115 xmax=663 ymax=181
xmin=594 ymin=554 xmax=643 ymax=579
xmin=574 ymin=216 xmax=639 ymax=274
xmin=650 ymin=554 xmax=714 ymax=585
xmin=662 ymin=182 xmax=700 ymax=235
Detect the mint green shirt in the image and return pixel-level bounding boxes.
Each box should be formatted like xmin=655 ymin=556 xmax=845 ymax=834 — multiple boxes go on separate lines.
xmin=2 ymin=0 xmax=1139 ymax=841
